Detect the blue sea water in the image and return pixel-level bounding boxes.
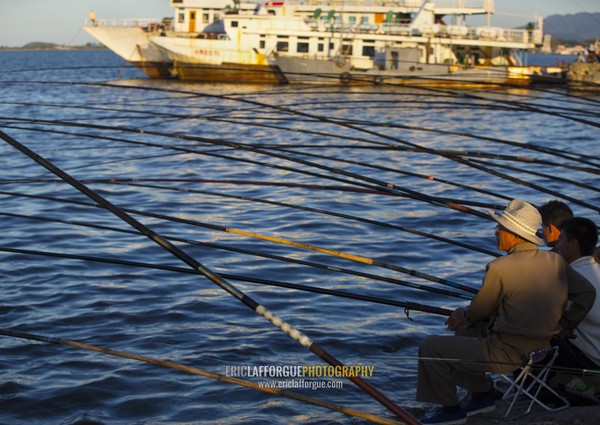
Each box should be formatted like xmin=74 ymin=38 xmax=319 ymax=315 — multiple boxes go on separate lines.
xmin=0 ymin=49 xmax=599 ymax=425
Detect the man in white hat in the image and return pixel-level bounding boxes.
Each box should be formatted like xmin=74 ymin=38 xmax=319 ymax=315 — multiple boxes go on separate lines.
xmin=416 ymin=199 xmax=595 ymax=425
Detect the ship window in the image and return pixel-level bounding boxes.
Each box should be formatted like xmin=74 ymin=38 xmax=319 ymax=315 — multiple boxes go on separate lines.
xmin=362 ymin=46 xmax=375 ymax=57
xmin=231 ymin=21 xmax=239 ymax=27
xmin=341 ymin=44 xmax=352 ymax=55
xmin=203 ymin=13 xmax=210 ymax=23
xmin=277 ymin=41 xmax=289 ymax=52
xmin=297 ymin=42 xmax=309 ymax=53
xmin=260 ymin=40 xmax=265 ymax=49
xmin=178 ymin=13 xmax=185 ymax=23
xmin=318 ymin=43 xmax=324 ymax=52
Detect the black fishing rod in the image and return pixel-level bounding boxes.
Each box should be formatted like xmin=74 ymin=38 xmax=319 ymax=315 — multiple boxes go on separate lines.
xmin=271 ymin=146 xmax=513 ymax=203
xmin=319 ymin=116 xmax=600 ymax=170
xmin=466 ymin=157 xmax=600 ymax=194
xmin=0 ymin=115 xmax=494 ymax=221
xmin=0 ymin=176 xmax=500 ymax=257
xmin=0 ymin=246 xmax=454 ymax=316
xmin=12 ymin=118 xmax=595 ymax=194
xmin=0 ymin=129 xmax=422 ymax=425
xmin=446 ymin=156 xmax=600 ymax=214
xmin=7 ymin=82 xmax=593 ymax=219
xmin=0 ymin=189 xmax=480 ymax=295
xmin=0 ymin=211 xmax=474 ymax=300
xmin=200 ymin=116 xmax=600 ymax=174
xmin=15 ymin=78 xmax=597 ymax=176
xmin=77 ymin=81 xmax=600 ymax=201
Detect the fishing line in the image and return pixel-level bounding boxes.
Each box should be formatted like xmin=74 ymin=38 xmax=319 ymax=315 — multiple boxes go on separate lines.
xmin=0 ymin=129 xmax=421 ymax=424
xmin=365 ymin=355 xmax=600 ymax=377
xmin=0 ymin=246 xmax=456 ymax=314
xmin=0 ymin=329 xmax=407 ymax=425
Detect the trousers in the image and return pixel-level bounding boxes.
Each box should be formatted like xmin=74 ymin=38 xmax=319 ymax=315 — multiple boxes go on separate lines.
xmin=416 ymin=321 xmax=542 ymax=406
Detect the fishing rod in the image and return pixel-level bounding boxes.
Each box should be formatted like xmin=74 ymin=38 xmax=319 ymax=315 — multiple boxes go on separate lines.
xmin=0 ymin=176 xmax=500 ymax=257
xmin=446 ymin=157 xmax=600 ymax=214
xmin=389 ymin=355 xmax=600 ymax=377
xmin=10 ymin=120 xmax=592 ymax=201
xmin=465 ymin=157 xmax=600 ymax=194
xmin=369 ymin=78 xmax=600 ymax=129
xmin=16 ymin=78 xmax=592 ymax=186
xmin=197 ymin=116 xmax=600 ymax=174
xmin=0 ymin=211 xmax=474 ymax=300
xmin=7 ymin=83 xmax=593 ymax=219
xmin=0 ymin=246 xmax=455 ymax=316
xmin=6 ymin=85 xmax=597 ymax=208
xmin=0 ymin=129 xmax=421 ymax=424
xmin=318 ymin=116 xmax=600 ymax=170
xmin=77 ymin=81 xmax=599 ymax=204
xmin=0 ymin=115 xmax=494 ymax=221
xmin=0 ymin=189 xmax=479 ymax=295
xmin=0 ymin=329 xmax=406 ymax=425
xmin=0 ymin=176 xmax=389 ymax=195
xmin=270 ymin=147 xmax=513 ymax=203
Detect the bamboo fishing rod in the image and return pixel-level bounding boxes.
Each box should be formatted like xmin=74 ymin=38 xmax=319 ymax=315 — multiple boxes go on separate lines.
xmin=0 ymin=130 xmax=421 ymax=425
xmin=0 ymin=246 xmax=455 ymax=316
xmin=0 ymin=329 xmax=406 ymax=425
xmin=0 ymin=189 xmax=478 ymax=296
xmin=0 ymin=211 xmax=473 ymax=300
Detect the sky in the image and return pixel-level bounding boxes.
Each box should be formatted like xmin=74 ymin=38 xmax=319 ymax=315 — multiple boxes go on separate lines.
xmin=0 ymin=0 xmax=599 ymax=47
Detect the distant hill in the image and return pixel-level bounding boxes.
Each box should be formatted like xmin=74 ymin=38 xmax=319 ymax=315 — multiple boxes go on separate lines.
xmin=543 ymin=12 xmax=600 ymax=43
xmin=0 ymin=42 xmax=106 ymax=51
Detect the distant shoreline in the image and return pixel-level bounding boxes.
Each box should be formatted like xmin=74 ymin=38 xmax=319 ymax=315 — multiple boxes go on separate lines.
xmin=0 ymin=44 xmax=107 ymax=51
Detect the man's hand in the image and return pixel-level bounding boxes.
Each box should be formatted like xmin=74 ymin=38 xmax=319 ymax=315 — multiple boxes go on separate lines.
xmin=446 ymin=307 xmax=466 ymax=331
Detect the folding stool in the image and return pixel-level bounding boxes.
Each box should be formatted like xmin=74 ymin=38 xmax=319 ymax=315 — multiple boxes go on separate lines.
xmin=497 ymin=345 xmax=570 ymax=419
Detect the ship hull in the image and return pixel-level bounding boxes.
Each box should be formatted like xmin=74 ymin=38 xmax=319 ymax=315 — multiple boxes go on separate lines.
xmin=84 ymin=26 xmax=173 ymax=78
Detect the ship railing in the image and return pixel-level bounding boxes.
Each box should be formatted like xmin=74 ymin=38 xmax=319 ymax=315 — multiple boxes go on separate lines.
xmin=287 ymin=0 xmax=489 ymax=11
xmin=85 ymin=18 xmax=166 ymax=29
xmin=303 ymin=21 xmax=541 ymax=46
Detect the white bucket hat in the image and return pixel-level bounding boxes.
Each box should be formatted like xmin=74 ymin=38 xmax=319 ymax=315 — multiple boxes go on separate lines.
xmin=487 ymin=199 xmax=544 ymax=245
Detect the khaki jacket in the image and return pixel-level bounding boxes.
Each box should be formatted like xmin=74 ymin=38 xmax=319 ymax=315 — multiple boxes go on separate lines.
xmin=466 ymin=242 xmax=595 ymax=347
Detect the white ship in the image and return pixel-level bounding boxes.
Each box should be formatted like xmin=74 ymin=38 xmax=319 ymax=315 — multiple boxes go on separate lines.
xmin=84 ymin=0 xmax=557 ymax=85
xmin=84 ymin=12 xmax=175 ymax=78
